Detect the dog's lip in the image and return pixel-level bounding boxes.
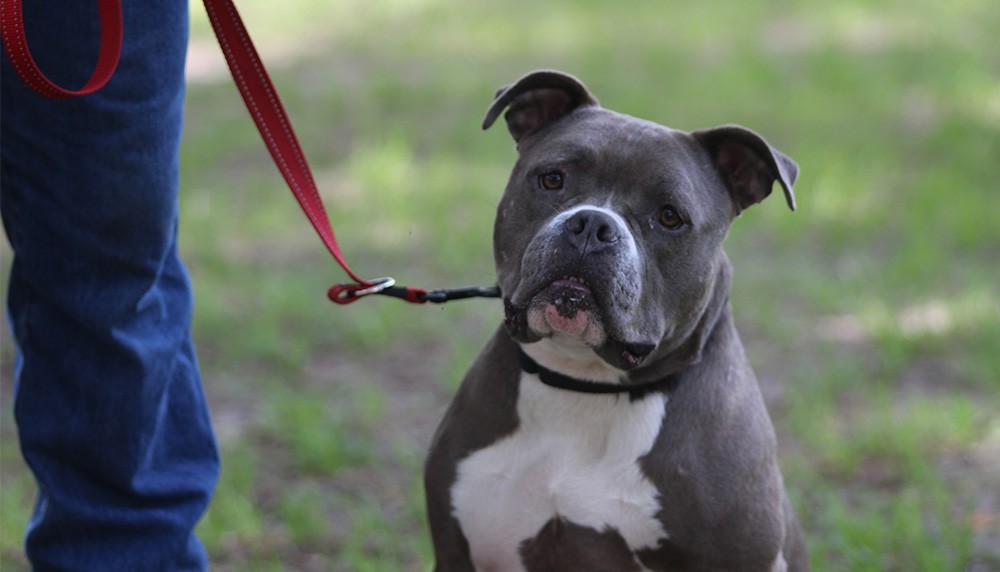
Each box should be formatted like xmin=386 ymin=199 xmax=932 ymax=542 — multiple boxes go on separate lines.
xmin=548 ymin=276 xmax=592 ymax=296
xmin=538 ymin=275 xmax=592 ymax=297
xmin=503 ymin=274 xmax=612 ymax=346
xmin=616 ymin=342 xmax=656 ymax=369
xmin=533 ymin=276 xmax=595 ymax=314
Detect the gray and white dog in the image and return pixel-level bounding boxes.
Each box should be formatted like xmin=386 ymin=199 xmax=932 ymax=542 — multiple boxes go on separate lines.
xmin=425 ymin=70 xmax=808 ymax=571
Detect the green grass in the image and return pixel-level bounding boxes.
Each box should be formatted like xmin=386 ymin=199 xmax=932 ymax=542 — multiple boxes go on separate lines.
xmin=2 ymin=0 xmax=1000 ymax=570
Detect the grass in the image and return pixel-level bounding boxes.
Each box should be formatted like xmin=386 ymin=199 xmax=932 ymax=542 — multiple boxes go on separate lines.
xmin=2 ymin=0 xmax=999 ymax=570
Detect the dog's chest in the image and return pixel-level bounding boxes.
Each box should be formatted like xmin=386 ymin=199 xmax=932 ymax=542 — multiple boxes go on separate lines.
xmin=451 ymin=372 xmax=669 ymax=572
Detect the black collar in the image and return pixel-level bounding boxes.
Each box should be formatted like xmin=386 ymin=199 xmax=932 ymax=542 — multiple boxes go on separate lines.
xmin=517 ymin=349 xmax=680 ymax=398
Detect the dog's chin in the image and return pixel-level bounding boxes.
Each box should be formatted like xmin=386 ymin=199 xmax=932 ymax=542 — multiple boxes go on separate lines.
xmin=504 ymin=278 xmax=655 ymax=371
xmin=526 ymin=278 xmax=607 ymax=347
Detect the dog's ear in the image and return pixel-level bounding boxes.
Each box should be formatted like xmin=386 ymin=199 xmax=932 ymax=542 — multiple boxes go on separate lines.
xmin=692 ymin=125 xmax=798 ymax=213
xmin=482 ymin=70 xmax=599 ymax=143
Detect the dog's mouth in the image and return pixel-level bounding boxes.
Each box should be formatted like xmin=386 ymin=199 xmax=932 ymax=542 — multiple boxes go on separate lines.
xmin=503 ymin=275 xmax=598 ymax=340
xmin=535 ymin=276 xmax=595 ymax=330
xmin=503 ymin=276 xmax=654 ymax=370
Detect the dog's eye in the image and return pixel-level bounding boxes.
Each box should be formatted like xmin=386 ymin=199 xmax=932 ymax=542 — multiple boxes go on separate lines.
xmin=658 ymin=205 xmax=684 ymax=230
xmin=538 ymin=171 xmax=565 ymax=191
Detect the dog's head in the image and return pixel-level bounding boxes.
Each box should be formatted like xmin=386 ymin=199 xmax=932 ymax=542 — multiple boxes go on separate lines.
xmin=485 ymin=70 xmax=798 ymax=379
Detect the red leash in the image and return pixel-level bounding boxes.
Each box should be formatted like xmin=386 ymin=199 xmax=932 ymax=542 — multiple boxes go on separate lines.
xmin=0 ymin=0 xmax=121 ymax=99
xmin=199 ymin=0 xmax=421 ymax=304
xmin=1 ymin=0 xmax=499 ymax=305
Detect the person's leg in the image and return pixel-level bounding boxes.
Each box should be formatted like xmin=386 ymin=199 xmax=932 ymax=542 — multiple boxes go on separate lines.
xmin=1 ymin=1 xmax=219 ymax=569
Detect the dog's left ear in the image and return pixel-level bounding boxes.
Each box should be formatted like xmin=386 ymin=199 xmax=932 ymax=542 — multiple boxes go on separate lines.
xmin=482 ymin=70 xmax=599 ymax=144
xmin=692 ymin=125 xmax=798 ymax=213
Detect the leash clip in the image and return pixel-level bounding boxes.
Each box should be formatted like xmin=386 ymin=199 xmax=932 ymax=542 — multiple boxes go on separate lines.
xmin=328 ymin=277 xmax=396 ymax=305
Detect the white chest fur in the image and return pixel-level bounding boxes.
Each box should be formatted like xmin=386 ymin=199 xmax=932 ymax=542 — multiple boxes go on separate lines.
xmin=451 ymin=372 xmax=669 ymax=572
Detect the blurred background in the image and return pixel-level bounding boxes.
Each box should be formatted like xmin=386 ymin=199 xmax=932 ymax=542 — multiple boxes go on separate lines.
xmin=2 ymin=0 xmax=999 ymax=569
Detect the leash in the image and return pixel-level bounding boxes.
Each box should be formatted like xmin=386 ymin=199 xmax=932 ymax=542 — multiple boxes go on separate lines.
xmin=0 ymin=0 xmax=501 ymax=306
xmin=0 ymin=0 xmax=122 ymax=99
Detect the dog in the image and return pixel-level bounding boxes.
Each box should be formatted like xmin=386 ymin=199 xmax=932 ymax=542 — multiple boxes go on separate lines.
xmin=424 ymin=70 xmax=808 ymax=571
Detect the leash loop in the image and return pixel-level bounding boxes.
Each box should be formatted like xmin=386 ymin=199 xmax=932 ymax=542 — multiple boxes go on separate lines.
xmin=0 ymin=0 xmax=123 ymax=99
xmin=349 ymin=276 xmax=397 ymax=297
xmin=328 ymin=277 xmax=403 ymax=305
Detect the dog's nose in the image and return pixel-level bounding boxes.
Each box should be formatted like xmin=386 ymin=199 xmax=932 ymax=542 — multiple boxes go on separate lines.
xmin=563 ymin=209 xmax=620 ymax=254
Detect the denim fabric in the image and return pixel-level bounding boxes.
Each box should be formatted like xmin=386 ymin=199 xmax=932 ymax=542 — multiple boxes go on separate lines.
xmin=1 ymin=1 xmax=220 ymax=570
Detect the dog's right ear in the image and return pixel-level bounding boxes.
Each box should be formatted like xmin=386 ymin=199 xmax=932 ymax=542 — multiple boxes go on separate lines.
xmin=482 ymin=70 xmax=599 ymax=144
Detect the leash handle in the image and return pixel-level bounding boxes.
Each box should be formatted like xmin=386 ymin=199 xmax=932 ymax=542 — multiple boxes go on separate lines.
xmin=0 ymin=0 xmax=122 ymax=99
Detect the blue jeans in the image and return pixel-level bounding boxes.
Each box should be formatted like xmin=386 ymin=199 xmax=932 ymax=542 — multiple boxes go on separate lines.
xmin=1 ymin=1 xmax=219 ymax=570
